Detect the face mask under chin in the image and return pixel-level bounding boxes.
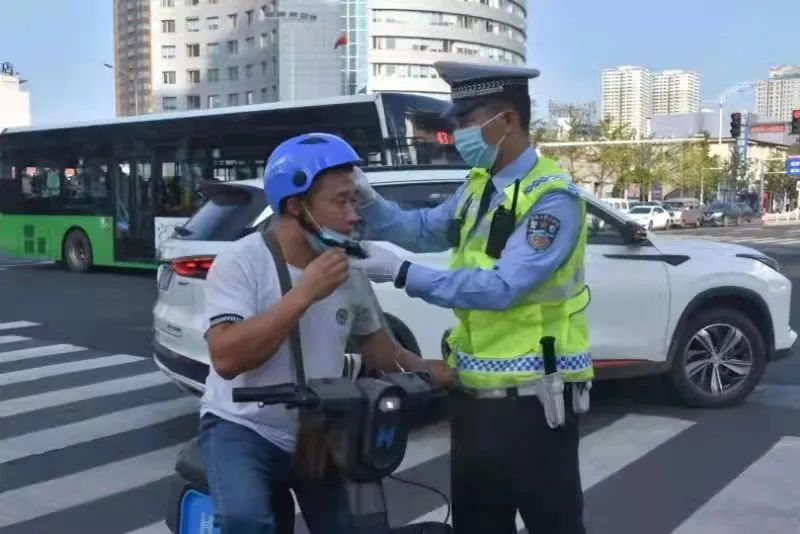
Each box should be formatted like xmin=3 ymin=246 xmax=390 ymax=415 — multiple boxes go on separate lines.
xmin=300 ymin=204 xmax=366 ymax=258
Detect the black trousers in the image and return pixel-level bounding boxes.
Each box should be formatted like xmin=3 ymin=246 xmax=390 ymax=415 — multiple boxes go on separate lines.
xmin=449 ymin=387 xmax=586 ymax=534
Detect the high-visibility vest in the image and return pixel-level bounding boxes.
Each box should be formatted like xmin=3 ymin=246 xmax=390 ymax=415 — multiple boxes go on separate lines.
xmin=446 ymin=157 xmax=594 ymax=389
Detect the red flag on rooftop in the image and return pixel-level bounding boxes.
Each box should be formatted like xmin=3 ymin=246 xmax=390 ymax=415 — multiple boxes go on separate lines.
xmin=334 ymin=34 xmax=347 ymax=49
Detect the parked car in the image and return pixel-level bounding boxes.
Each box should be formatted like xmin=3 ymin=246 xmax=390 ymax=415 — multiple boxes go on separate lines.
xmin=703 ymin=202 xmax=743 ymax=226
xmin=602 ymin=197 xmax=632 ymax=213
xmin=625 ymin=205 xmax=671 ymax=230
xmin=663 ymin=198 xmax=704 ymax=228
xmin=153 ymin=168 xmax=796 ymax=408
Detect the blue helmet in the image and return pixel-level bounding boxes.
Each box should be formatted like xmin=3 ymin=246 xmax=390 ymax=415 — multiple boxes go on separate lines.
xmin=263 ymin=133 xmax=361 ymax=213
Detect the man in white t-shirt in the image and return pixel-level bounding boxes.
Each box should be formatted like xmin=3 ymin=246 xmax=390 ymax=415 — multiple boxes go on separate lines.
xmin=198 ymin=133 xmax=454 ymax=534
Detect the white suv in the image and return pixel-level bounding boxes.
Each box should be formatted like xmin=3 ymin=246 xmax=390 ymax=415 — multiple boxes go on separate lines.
xmin=152 ymin=168 xmax=796 ymax=408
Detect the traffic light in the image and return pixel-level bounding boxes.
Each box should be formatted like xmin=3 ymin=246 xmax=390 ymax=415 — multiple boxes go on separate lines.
xmin=791 ymin=109 xmax=800 ymax=136
xmin=730 ymin=112 xmax=742 ymax=139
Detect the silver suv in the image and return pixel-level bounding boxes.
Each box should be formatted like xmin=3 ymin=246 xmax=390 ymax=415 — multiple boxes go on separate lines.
xmin=664 ymin=198 xmax=704 ymax=228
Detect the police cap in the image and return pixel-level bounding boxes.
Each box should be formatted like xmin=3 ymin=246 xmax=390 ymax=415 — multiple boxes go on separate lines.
xmin=434 ymin=60 xmax=540 ymax=120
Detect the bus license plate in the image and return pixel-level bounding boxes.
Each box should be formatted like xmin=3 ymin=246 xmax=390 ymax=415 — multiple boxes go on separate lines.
xmin=158 ymin=266 xmax=174 ymax=291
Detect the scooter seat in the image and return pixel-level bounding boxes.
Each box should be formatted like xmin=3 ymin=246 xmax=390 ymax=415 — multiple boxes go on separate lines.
xmin=175 ymin=438 xmax=209 ymax=493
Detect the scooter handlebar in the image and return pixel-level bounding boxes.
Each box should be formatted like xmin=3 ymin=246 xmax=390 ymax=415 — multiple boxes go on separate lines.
xmin=231 ymin=383 xmax=318 ymax=407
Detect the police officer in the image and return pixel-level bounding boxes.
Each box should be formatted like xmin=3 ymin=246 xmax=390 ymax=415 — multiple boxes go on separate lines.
xmin=350 ymin=61 xmax=592 ymax=534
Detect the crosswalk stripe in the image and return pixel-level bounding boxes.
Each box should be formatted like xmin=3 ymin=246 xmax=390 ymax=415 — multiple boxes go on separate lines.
xmin=407 ymin=414 xmax=695 ymax=528
xmin=0 ymin=321 xmax=40 ymax=331
xmin=0 ymin=354 xmax=142 ymax=386
xmin=0 ymin=371 xmax=170 ymax=417
xmin=579 ymin=414 xmax=695 ymax=488
xmin=0 ymin=343 xmax=86 ymax=363
xmin=0 ymin=397 xmax=197 ymax=463
xmin=0 ymin=335 xmax=30 ymax=344
xmin=124 ymin=522 xmax=172 ymax=534
xmin=0 ymin=443 xmax=187 ymax=529
xmin=672 ymin=436 xmax=800 ymax=534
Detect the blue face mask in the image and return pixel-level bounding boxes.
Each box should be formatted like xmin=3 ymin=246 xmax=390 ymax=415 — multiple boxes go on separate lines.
xmin=453 ymin=113 xmax=508 ymax=170
xmin=302 ymin=204 xmax=367 ymax=258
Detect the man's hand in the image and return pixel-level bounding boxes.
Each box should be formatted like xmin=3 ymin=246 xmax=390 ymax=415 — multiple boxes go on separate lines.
xmin=350 ymin=242 xmax=405 ymax=283
xmin=352 ymin=166 xmax=377 ymax=208
xmin=296 ymin=249 xmax=349 ymax=302
xmin=424 ymin=360 xmax=456 ymax=389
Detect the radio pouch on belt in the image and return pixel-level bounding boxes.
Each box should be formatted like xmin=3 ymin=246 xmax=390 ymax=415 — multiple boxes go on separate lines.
xmin=261 ymin=230 xmax=330 ymax=480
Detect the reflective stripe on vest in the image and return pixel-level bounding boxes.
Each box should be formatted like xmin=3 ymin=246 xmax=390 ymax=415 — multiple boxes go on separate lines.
xmin=446 ymin=158 xmax=594 ymax=388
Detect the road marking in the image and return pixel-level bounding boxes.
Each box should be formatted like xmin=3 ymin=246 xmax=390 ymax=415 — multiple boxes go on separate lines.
xmin=0 ymin=321 xmax=40 ymax=331
xmin=0 ymin=354 xmax=142 ymax=386
xmin=0 ymin=371 xmax=170 ymax=417
xmin=0 ymin=443 xmax=187 ymax=528
xmin=396 ymin=421 xmax=450 ymax=472
xmin=124 ymin=522 xmax=173 ymax=534
xmin=579 ymin=414 xmax=695 ymax=488
xmin=0 ymin=343 xmax=86 ymax=363
xmin=0 ymin=335 xmax=30 ymax=344
xmin=0 ymin=396 xmax=198 ymax=463
xmin=407 ymin=414 xmax=695 ymax=529
xmin=673 ymin=436 xmax=800 ymax=534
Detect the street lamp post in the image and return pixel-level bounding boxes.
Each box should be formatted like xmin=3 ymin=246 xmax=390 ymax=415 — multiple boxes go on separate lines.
xmin=104 ymin=63 xmax=138 ymax=115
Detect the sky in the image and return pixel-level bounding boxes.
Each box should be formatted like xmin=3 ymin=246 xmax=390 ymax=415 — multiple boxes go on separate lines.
xmin=0 ymin=0 xmax=797 ymax=127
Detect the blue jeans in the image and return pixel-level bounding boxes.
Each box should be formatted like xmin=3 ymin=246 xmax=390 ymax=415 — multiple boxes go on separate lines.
xmin=197 ymin=413 xmax=355 ymax=534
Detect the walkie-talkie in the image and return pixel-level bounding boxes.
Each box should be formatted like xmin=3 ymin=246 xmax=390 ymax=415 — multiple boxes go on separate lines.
xmin=540 ymin=336 xmax=558 ymax=375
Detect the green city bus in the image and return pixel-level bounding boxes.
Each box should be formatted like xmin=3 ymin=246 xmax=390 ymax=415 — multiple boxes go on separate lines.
xmin=0 ymin=92 xmax=459 ymax=272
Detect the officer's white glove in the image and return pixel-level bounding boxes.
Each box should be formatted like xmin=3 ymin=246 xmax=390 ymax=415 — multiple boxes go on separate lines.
xmin=350 ymin=242 xmax=405 ymax=283
xmin=352 ymin=166 xmax=378 ymax=208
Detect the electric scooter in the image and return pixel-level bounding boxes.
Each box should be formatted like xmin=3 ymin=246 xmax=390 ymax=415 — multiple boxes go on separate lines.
xmin=164 ymin=370 xmax=451 ymax=534
xmin=164 ymin=231 xmax=452 ymax=533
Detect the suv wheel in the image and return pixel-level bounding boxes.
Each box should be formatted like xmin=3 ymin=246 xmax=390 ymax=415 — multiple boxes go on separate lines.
xmin=668 ymin=308 xmax=766 ymax=408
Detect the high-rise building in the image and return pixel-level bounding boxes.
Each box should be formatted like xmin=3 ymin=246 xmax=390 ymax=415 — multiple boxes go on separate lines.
xmin=113 ymin=0 xmax=343 ymax=116
xmin=601 ymin=66 xmax=653 ymax=136
xmin=653 ymin=69 xmax=700 ymax=116
xmin=0 ymin=63 xmax=31 ymax=129
xmin=755 ymin=65 xmax=800 ymax=121
xmin=364 ymin=0 xmax=528 ymax=96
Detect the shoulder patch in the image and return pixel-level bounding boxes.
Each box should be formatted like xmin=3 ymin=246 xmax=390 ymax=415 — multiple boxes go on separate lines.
xmin=526 ymin=213 xmax=561 ymax=251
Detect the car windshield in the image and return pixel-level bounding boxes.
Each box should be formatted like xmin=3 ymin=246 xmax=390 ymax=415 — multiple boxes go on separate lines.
xmin=708 ymin=203 xmax=727 ymax=210
xmin=664 ymin=202 xmax=684 ymax=209
xmin=629 ymin=207 xmax=652 ymax=214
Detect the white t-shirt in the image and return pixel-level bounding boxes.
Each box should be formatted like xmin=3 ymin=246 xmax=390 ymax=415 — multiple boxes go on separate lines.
xmin=200 ymin=231 xmax=382 ymax=452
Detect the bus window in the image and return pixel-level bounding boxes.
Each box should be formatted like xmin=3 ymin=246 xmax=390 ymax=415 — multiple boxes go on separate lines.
xmin=380 ymin=93 xmax=463 ymax=166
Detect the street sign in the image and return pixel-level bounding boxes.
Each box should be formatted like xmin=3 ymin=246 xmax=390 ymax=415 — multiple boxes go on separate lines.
xmin=787 ymin=155 xmax=800 ymax=177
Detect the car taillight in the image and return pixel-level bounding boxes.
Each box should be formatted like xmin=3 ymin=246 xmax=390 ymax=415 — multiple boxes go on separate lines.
xmin=171 ymin=256 xmax=216 ymax=279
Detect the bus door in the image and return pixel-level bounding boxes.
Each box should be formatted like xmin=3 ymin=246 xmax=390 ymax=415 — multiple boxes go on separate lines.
xmin=114 ymin=157 xmax=156 ymax=262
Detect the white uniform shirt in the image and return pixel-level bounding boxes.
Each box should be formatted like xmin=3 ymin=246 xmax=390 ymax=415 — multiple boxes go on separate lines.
xmin=200 ymin=231 xmax=382 ymax=452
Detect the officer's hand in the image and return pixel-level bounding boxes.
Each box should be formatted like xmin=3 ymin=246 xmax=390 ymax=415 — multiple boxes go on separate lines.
xmin=352 ymin=166 xmax=377 ymax=207
xmin=297 ymin=249 xmax=349 ymax=302
xmin=349 ymin=242 xmax=404 ymax=283
xmin=426 ymin=360 xmax=456 ymax=389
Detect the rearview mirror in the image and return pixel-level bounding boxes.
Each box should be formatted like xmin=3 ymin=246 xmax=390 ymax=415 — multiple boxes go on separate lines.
xmin=621 ymin=220 xmax=648 ymax=245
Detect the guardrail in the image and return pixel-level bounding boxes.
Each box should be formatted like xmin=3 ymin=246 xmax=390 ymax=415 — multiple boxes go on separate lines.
xmin=762 ymin=210 xmax=800 ymax=225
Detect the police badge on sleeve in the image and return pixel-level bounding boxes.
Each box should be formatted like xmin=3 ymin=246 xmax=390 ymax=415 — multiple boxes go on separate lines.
xmin=527 ymin=213 xmax=561 ymax=251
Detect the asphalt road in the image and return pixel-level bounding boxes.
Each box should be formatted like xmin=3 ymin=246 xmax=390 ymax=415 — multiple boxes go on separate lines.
xmin=1 ymin=223 xmax=799 ymax=534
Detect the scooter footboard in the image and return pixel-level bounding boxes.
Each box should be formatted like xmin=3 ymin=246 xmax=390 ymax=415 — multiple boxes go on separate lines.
xmin=166 ymin=473 xmax=218 ymax=534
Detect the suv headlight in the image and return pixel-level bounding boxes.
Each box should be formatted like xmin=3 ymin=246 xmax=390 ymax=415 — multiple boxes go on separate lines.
xmin=737 ymin=253 xmax=780 ymax=272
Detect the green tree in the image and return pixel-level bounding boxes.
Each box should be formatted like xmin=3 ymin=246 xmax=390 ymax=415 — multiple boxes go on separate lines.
xmin=764 ymin=158 xmax=796 ymax=210
xmin=589 ymin=118 xmax=634 ymax=197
